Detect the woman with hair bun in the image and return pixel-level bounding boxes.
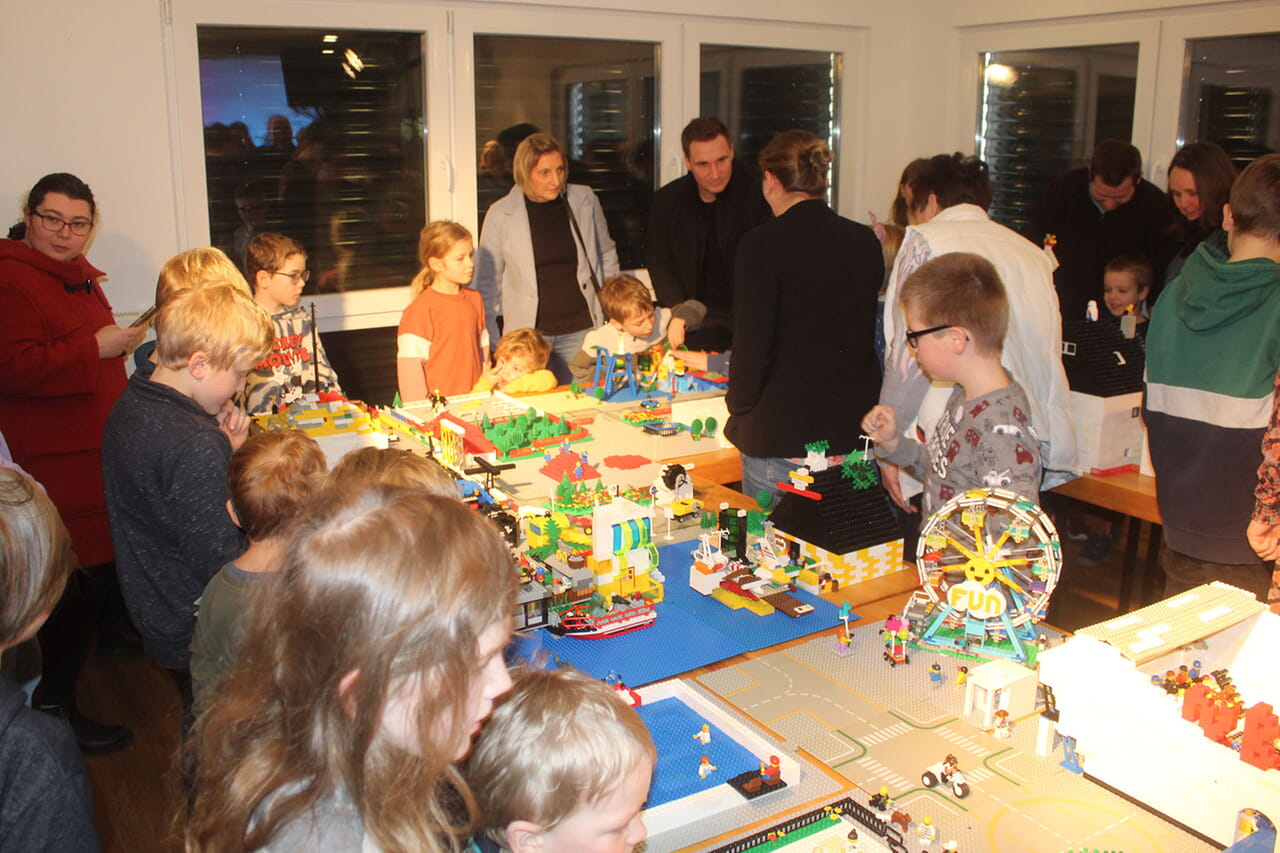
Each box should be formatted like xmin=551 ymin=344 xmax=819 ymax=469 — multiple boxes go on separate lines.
xmin=725 ymin=130 xmax=884 ymax=503
xmin=1165 ymin=141 xmax=1237 ymax=284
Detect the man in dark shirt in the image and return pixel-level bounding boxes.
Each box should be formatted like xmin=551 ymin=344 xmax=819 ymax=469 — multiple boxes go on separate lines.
xmin=1028 ymin=139 xmax=1178 ymax=324
xmin=646 ymin=117 xmax=771 ymax=352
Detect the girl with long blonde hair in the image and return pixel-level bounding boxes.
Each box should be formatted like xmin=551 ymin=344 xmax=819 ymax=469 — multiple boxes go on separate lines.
xmin=186 ymin=487 xmax=517 ymax=852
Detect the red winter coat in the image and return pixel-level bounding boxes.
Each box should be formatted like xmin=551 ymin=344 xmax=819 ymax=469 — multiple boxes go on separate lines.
xmin=0 ymin=239 xmax=128 ymax=567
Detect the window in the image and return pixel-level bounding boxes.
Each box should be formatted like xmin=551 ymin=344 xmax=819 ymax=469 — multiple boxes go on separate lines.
xmin=473 ymin=35 xmax=658 ymax=268
xmin=701 ymin=45 xmax=841 ymax=204
xmin=1179 ymin=32 xmax=1280 ymax=169
xmin=977 ymin=44 xmax=1138 ymax=233
xmin=196 ymin=26 xmax=426 ymax=292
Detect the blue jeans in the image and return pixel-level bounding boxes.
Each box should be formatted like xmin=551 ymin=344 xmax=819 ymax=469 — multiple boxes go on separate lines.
xmin=545 ymin=329 xmax=589 ymax=386
xmin=739 ymin=453 xmax=803 ymax=510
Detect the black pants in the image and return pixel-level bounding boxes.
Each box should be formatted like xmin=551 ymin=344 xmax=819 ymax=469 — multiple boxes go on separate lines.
xmin=32 ymin=562 xmax=132 ymax=707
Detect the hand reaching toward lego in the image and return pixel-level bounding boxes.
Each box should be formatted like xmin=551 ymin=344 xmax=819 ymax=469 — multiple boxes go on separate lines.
xmin=1247 ymin=518 xmax=1280 ymax=562
xmin=674 ymin=349 xmax=708 ymax=372
xmin=667 ymin=317 xmax=687 ymax=350
xmin=860 ymin=405 xmax=899 ymax=453
xmin=217 ymin=400 xmax=250 ymax=451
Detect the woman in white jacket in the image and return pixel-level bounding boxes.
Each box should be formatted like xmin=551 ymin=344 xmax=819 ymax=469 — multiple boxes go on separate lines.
xmin=879 ymin=153 xmax=1077 ymax=509
xmin=473 ymin=133 xmax=619 ymax=383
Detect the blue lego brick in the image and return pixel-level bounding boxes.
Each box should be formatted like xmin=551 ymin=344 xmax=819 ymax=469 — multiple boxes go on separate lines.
xmin=635 ymin=697 xmax=760 ymax=808
xmin=537 ymin=542 xmax=844 ymax=685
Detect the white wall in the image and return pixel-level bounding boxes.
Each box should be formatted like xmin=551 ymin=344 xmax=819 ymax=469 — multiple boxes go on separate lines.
xmin=1 ymin=0 xmax=1262 ymax=317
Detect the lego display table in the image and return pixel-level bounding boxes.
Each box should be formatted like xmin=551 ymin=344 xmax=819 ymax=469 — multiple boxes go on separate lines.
xmin=1051 ymin=471 xmax=1163 ymax=610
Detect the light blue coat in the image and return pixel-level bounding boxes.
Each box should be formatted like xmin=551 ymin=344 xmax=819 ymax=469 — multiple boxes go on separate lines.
xmin=474 ymin=184 xmax=619 ymax=346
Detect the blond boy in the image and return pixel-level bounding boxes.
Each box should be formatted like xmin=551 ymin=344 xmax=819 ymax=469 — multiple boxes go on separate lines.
xmin=242 ymin=233 xmax=343 ymax=414
xmin=473 ymin=328 xmax=558 ymax=394
xmin=134 ymin=247 xmax=252 ymax=377
xmin=568 ymin=275 xmax=711 ymax=383
xmin=102 ymin=284 xmax=272 ymax=711
xmin=326 ymin=446 xmax=459 ymax=499
xmin=862 ymin=252 xmax=1043 ymax=514
xmin=467 ymin=667 xmax=655 ymax=853
xmin=189 ymin=429 xmax=327 ymax=714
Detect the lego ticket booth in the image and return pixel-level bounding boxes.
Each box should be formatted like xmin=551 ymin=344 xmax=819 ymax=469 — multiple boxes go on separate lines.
xmin=962 ymin=657 xmax=1038 ymax=730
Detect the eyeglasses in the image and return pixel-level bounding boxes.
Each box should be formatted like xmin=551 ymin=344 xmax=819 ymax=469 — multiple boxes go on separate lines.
xmin=31 ymin=210 xmax=93 ymax=237
xmin=904 ymin=324 xmax=953 ymax=349
xmin=272 ymin=269 xmax=311 ymax=285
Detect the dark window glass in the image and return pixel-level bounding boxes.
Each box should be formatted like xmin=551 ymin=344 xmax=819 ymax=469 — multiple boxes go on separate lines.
xmin=701 ymin=46 xmax=841 ymax=205
xmin=1180 ymin=33 xmax=1280 ymax=169
xmin=197 ymin=26 xmax=426 ymax=292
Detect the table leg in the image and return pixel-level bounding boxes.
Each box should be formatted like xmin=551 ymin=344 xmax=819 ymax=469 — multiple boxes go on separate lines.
xmin=1140 ymin=524 xmax=1163 ymax=606
xmin=1118 ymin=516 xmax=1143 ymax=612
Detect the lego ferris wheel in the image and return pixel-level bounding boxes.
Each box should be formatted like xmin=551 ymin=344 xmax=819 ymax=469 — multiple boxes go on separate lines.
xmin=913 ymin=486 xmax=1062 ymax=662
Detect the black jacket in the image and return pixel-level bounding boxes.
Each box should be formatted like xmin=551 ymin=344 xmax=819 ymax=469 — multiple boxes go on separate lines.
xmin=0 ymin=674 xmax=100 ymax=851
xmin=1027 ymin=167 xmax=1178 ymax=322
xmin=645 ymin=160 xmax=772 ymax=318
xmin=726 ymin=199 xmax=883 ymax=458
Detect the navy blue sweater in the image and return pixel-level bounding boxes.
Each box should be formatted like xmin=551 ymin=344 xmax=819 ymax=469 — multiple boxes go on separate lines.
xmin=0 ymin=674 xmax=100 ymax=851
xmin=102 ymin=373 xmax=246 ymax=670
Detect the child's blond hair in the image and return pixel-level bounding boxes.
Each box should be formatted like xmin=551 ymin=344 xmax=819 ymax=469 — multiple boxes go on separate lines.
xmin=154 ymin=284 xmax=274 ymax=370
xmin=410 ymin=221 xmax=473 ymax=298
xmin=0 ymin=469 xmax=77 ymax=643
xmin=228 ymin=430 xmax=328 ymax=541
xmin=467 ymin=667 xmax=656 ymax=844
xmin=245 ymin=233 xmax=306 ymax=287
xmin=326 ymin=447 xmax=458 ymax=499
xmin=899 ymin=252 xmax=1008 ymax=356
xmin=599 ymin=275 xmax=653 ymax=324
xmin=155 ymin=247 xmax=252 ymax=309
xmin=494 ymin=328 xmax=551 ymax=370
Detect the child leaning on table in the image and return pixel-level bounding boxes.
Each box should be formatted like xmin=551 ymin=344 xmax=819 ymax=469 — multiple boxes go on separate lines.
xmin=465 ymin=667 xmax=655 ymax=853
xmin=568 ymin=274 xmax=718 ymax=382
xmin=473 ymin=327 xmax=557 ymax=394
xmin=861 ymin=252 xmax=1043 ymax=515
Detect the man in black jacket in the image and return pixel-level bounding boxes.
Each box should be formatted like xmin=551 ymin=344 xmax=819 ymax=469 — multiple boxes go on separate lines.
xmin=646 ymin=117 xmax=771 ymax=352
xmin=1027 ymin=139 xmax=1178 ymax=324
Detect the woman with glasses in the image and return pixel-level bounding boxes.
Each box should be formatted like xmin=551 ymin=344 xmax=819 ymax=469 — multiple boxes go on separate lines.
xmin=0 ymin=172 xmax=142 ymax=754
xmin=724 ymin=130 xmax=884 ymax=504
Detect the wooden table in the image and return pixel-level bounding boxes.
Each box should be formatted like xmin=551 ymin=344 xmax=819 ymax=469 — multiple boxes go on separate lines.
xmin=1051 ymin=471 xmax=1163 ymax=610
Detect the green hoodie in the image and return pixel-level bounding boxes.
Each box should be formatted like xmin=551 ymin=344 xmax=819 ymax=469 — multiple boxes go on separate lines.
xmin=1144 ymin=240 xmax=1280 ymax=563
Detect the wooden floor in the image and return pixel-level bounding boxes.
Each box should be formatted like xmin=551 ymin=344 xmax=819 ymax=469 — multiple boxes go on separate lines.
xmin=78 ymin=495 xmax=1148 ymax=852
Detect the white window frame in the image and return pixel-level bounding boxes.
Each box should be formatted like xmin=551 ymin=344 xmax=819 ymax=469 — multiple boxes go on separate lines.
xmin=952 ymin=19 xmax=1161 ymax=176
xmin=165 ymin=3 xmax=865 ymax=330
xmin=166 ymin=0 xmax=449 ymax=331
xmin=1150 ymin=6 xmax=1280 ymax=180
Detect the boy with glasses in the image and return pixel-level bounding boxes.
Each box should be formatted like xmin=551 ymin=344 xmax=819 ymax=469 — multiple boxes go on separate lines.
xmin=862 ymin=252 xmax=1042 ymax=515
xmin=241 ymin=232 xmax=343 ymax=414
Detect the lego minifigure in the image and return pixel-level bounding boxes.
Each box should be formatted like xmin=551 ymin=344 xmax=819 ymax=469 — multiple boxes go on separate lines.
xmin=929 ymin=663 xmax=943 ymax=685
xmin=993 ymin=709 xmax=1011 ymax=738
xmin=955 ymin=665 xmax=969 ymax=686
xmin=869 ymin=786 xmax=892 ymax=815
xmin=692 ymin=723 xmax=711 ymax=746
xmin=917 ymin=815 xmax=937 ymax=844
xmin=698 ymin=756 xmax=717 ymax=779
xmin=760 ymin=755 xmax=782 ymax=785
